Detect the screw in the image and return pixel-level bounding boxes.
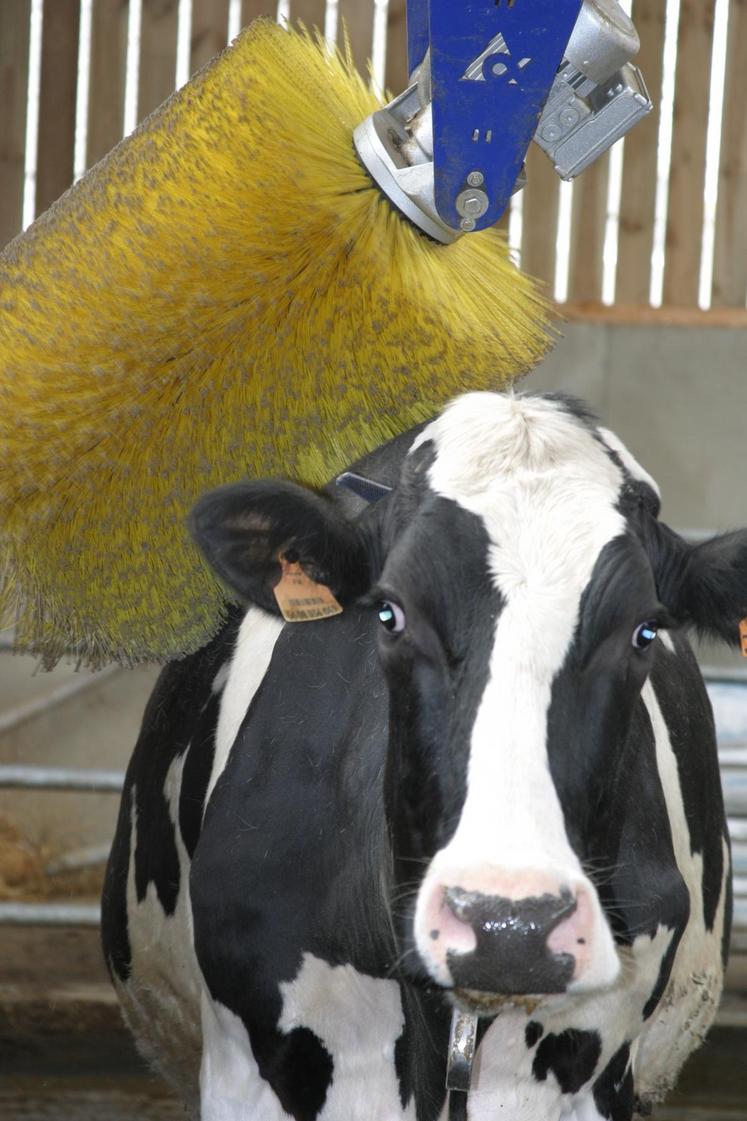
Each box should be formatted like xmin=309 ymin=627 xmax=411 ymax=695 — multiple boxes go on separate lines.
xmin=467 ymin=171 xmax=484 ymax=187
xmin=460 ymin=218 xmax=476 ymax=232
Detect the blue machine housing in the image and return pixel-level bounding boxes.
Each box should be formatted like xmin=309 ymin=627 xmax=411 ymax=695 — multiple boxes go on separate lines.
xmin=407 ymin=0 xmax=583 ymax=229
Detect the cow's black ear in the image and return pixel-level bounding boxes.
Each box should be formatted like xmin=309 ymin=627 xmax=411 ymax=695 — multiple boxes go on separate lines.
xmin=647 ymin=520 xmax=747 ymax=646
xmin=189 ymin=480 xmax=370 ymax=615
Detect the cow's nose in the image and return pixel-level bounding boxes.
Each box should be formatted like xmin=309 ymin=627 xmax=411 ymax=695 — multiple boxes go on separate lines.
xmin=440 ymin=885 xmax=578 ymax=994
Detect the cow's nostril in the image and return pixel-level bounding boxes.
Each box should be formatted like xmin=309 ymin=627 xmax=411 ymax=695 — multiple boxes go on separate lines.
xmin=444 ymin=885 xmax=577 ymax=938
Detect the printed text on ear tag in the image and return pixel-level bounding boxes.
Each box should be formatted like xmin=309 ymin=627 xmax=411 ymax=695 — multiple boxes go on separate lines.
xmin=740 ymin=619 xmax=747 ymax=658
xmin=273 ymin=555 xmax=343 ymax=623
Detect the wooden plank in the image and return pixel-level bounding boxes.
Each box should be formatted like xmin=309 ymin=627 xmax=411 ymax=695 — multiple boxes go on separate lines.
xmin=386 ymin=0 xmax=408 ymax=94
xmin=520 ymin=144 xmax=559 ymax=295
xmin=615 ymin=0 xmax=666 ymax=305
xmin=567 ymin=155 xmax=610 ymax=303
xmin=35 ymin=0 xmax=80 ymax=215
xmin=712 ymin=0 xmax=747 ymax=307
xmin=191 ymin=0 xmax=230 ymax=74
xmin=662 ymin=0 xmax=716 ymax=307
xmin=289 ymin=0 xmax=327 ymax=35
xmin=139 ymin=0 xmax=179 ymax=120
xmin=561 ymin=302 xmax=747 ymax=328
xmin=240 ymin=1 xmax=276 ymax=29
xmin=339 ymin=0 xmax=374 ymax=74
xmin=86 ymin=0 xmax=128 ymax=167
xmin=0 ymin=0 xmax=31 ymax=247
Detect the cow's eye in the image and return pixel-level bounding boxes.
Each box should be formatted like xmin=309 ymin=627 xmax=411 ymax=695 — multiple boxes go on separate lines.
xmin=378 ymin=601 xmax=406 ymax=634
xmin=632 ymin=622 xmax=658 ymax=650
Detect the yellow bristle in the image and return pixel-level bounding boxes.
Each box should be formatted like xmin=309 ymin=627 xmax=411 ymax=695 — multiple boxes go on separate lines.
xmin=0 ymin=20 xmax=554 ymax=667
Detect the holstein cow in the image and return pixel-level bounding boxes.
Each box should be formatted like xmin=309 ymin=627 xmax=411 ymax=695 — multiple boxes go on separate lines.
xmin=102 ymin=392 xmax=736 ymax=1121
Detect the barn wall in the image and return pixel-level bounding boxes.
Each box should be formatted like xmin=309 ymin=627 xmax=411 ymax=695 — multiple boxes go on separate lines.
xmin=2 ymin=0 xmax=747 ymax=316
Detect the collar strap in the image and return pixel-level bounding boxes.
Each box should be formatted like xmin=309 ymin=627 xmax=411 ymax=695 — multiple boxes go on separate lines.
xmin=335 ymin=471 xmax=393 ymax=504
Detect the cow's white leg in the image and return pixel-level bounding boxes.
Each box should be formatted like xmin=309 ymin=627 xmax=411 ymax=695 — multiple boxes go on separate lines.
xmin=199 ymin=989 xmax=293 ymax=1121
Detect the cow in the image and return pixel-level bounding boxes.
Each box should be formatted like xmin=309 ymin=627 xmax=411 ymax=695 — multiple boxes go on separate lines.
xmin=102 ymin=391 xmax=736 ymax=1121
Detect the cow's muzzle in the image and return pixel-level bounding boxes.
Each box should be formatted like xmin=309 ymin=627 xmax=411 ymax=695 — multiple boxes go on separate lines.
xmin=415 ymin=867 xmax=620 ymax=1000
xmin=443 ymin=886 xmax=577 ymax=994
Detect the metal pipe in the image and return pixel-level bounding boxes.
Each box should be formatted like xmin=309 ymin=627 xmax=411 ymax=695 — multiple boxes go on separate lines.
xmin=0 ymin=901 xmax=101 ymax=927
xmin=720 ymin=747 xmax=747 ymax=766
xmin=723 ymin=773 xmax=747 ymax=817
xmin=0 ymin=764 xmax=124 ymax=792
xmin=45 ymin=843 xmax=111 ymax=875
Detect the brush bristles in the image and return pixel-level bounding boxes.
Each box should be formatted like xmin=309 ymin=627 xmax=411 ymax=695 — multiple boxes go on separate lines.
xmin=0 ymin=21 xmax=554 ymax=667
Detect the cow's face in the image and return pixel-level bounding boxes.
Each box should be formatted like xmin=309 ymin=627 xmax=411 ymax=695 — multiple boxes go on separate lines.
xmin=190 ymin=392 xmax=747 ymax=1009
xmin=371 ymin=394 xmax=666 ymax=1006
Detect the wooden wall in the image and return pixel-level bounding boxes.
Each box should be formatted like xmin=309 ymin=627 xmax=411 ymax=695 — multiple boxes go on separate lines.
xmin=1 ymin=0 xmax=746 ymax=318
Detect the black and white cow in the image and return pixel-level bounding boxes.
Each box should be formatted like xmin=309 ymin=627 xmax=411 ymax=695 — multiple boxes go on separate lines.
xmin=102 ymin=392 xmax=736 ymax=1121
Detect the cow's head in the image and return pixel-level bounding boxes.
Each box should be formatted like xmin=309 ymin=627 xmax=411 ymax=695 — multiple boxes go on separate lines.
xmin=190 ymin=393 xmax=746 ymax=1009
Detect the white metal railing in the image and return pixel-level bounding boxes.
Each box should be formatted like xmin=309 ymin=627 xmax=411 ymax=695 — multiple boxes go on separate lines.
xmin=0 ymin=765 xmax=124 ymax=792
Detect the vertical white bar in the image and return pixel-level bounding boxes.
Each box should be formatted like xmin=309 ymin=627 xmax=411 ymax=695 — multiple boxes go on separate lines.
xmin=227 ymin=0 xmax=242 ymax=42
xmin=371 ymin=0 xmax=390 ymax=97
xmin=508 ymin=191 xmax=523 ymax=268
xmin=276 ymin=0 xmax=291 ymax=28
xmin=73 ymin=0 xmax=93 ymax=181
xmin=175 ymin=0 xmax=194 ymax=89
xmin=649 ymin=0 xmax=681 ymax=308
xmin=553 ymin=180 xmax=573 ymax=303
xmin=601 ymin=138 xmax=625 ymax=305
xmin=22 ymin=0 xmax=44 ymax=229
xmin=324 ymin=0 xmax=339 ymax=48
xmin=697 ymin=0 xmax=729 ymax=310
xmin=123 ymin=0 xmax=143 ymax=136
xmin=600 ymin=0 xmax=631 ymax=305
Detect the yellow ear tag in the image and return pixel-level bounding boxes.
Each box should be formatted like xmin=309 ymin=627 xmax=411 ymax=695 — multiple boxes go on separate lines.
xmin=740 ymin=619 xmax=747 ymax=658
xmin=273 ymin=554 xmax=343 ymax=623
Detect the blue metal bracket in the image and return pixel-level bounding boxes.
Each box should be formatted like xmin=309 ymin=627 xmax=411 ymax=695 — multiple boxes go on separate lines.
xmin=408 ymin=0 xmax=583 ymax=229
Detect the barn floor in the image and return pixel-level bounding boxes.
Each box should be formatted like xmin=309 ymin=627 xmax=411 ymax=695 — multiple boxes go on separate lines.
xmin=1 ymin=927 xmax=745 ymax=1121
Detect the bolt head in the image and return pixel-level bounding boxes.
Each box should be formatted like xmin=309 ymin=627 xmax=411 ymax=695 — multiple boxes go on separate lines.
xmin=455 ymin=187 xmax=489 ymax=220
xmin=460 ymin=217 xmax=476 ymax=232
xmin=467 ymin=171 xmax=484 ymax=187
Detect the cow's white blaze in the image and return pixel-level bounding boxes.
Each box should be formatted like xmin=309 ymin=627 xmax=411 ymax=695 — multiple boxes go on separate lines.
xmin=411 ymin=394 xmax=632 ymax=990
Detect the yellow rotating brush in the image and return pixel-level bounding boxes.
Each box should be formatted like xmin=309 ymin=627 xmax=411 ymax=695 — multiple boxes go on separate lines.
xmin=0 ymin=20 xmax=552 ymax=668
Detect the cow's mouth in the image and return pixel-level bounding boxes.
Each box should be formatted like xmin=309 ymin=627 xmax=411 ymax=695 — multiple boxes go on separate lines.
xmin=452 ymin=987 xmax=542 ymax=1017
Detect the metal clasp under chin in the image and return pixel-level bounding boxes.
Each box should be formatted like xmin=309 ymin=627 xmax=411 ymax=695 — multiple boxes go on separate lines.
xmin=446 ymin=1008 xmax=479 ymax=1093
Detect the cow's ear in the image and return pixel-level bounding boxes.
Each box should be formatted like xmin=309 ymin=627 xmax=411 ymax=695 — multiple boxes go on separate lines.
xmin=189 ymin=480 xmax=371 ymax=615
xmin=647 ymin=520 xmax=747 ymax=646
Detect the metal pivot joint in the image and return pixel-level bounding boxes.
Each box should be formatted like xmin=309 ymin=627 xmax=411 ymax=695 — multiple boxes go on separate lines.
xmin=353 ymin=0 xmax=653 ymax=242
